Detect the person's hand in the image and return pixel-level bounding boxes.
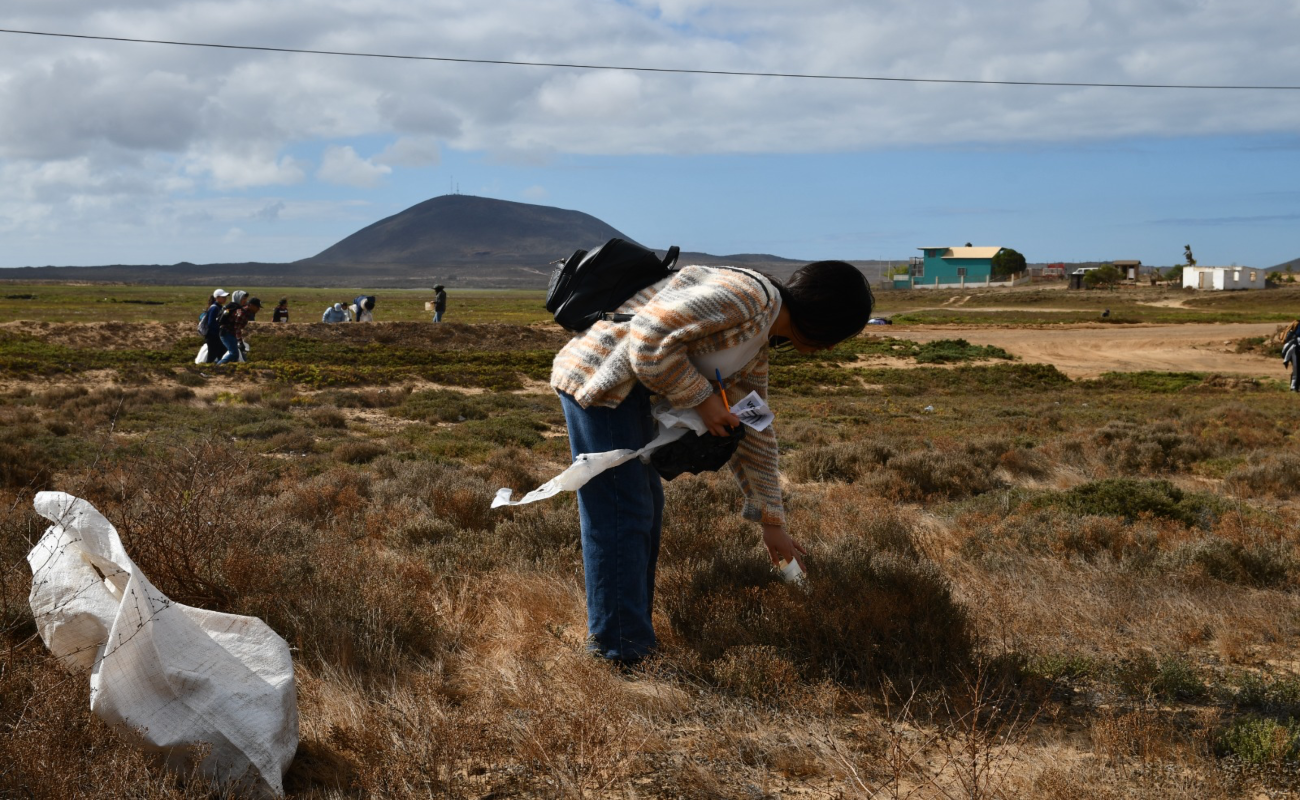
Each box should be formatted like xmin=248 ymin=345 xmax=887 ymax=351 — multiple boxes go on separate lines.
xmin=762 ymin=523 xmax=807 ymax=571
xmin=694 ymin=392 xmax=741 ymax=437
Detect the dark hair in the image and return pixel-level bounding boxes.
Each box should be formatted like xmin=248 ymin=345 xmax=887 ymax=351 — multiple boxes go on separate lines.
xmin=433 ymin=284 xmax=444 ymax=291
xmin=247 ymin=297 xmax=262 ymax=308
xmin=772 ymin=261 xmax=874 ymax=346
xmin=278 ymin=298 xmax=288 ymax=306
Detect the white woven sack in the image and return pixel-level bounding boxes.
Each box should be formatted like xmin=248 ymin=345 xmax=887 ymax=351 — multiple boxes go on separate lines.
xmin=27 ymin=492 xmax=298 ymax=797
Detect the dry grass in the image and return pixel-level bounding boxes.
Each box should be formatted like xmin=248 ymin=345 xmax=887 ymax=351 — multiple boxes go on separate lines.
xmin=5 ymin=319 xmax=1300 ymax=798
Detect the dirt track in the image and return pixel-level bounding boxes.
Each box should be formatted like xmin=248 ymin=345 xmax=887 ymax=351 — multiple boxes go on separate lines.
xmin=896 ymin=322 xmax=1284 ymax=379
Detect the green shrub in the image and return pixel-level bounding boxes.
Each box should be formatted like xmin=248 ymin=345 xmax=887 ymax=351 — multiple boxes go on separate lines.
xmin=1044 ymin=478 xmax=1221 ymax=528
xmin=912 ymin=338 xmax=1015 ymax=364
xmin=1114 ymin=653 xmax=1207 ymax=702
xmin=1234 ymin=674 xmax=1300 ymax=715
xmin=1218 ymin=716 xmax=1300 ymax=766
xmin=1087 ymin=372 xmax=1207 ymax=393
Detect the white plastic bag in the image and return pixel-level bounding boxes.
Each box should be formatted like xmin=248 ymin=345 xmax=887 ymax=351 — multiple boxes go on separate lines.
xmin=194 ymin=343 xmax=209 ymax=364
xmin=492 ymin=394 xmax=778 ymax=509
xmin=27 ymin=492 xmax=298 ymax=797
xmin=491 ymin=400 xmax=700 ymax=508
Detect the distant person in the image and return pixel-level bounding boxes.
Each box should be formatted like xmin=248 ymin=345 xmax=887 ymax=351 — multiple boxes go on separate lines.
xmin=272 ymin=298 xmax=289 ymax=323
xmin=1283 ymin=320 xmax=1300 ymax=392
xmin=322 ymin=302 xmax=349 ymax=323
xmin=216 ymin=294 xmax=261 ymax=365
xmin=432 ymin=285 xmax=447 ymax=322
xmin=201 ymin=289 xmax=230 ymax=363
xmin=351 ymin=295 xmax=376 ymax=323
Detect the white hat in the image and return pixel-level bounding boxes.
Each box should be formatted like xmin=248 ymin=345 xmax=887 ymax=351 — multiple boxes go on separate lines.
xmin=213 ymin=289 xmax=229 ymax=298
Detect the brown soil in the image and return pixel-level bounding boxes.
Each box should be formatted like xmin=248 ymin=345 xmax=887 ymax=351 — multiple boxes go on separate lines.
xmin=895 ymin=321 xmax=1283 ymax=379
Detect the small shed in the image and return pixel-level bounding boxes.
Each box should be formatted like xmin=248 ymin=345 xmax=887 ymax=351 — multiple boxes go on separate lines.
xmin=1114 ymin=260 xmax=1142 ymax=281
xmin=1181 ymin=266 xmax=1266 ymax=291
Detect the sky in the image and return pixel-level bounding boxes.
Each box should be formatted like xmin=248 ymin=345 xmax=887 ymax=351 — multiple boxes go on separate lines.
xmin=1 ymin=0 xmax=1298 ymax=270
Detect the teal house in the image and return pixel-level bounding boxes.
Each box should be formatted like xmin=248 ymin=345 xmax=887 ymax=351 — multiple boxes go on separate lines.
xmin=896 ymin=246 xmax=1006 ymax=288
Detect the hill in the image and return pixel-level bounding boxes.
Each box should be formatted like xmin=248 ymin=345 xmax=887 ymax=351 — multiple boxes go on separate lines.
xmin=1270 ymin=256 xmax=1300 ymax=272
xmin=304 ymin=194 xmax=634 ymax=267
xmin=0 ymin=195 xmax=814 ymax=288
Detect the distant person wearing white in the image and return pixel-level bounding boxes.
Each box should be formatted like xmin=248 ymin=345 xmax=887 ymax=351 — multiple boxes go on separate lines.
xmin=351 ymin=295 xmax=376 ymax=323
xmin=322 ymin=302 xmax=350 ymax=323
xmin=201 ymin=289 xmax=230 ymax=363
xmin=432 ymin=285 xmax=447 ymax=323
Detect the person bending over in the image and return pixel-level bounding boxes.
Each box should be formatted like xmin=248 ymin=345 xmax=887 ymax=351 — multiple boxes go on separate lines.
xmin=216 ymin=294 xmax=261 ymax=365
xmin=550 ymin=260 xmax=873 ymax=667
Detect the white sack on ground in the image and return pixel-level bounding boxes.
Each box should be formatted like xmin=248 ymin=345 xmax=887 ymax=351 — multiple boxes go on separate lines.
xmin=27 ymin=491 xmax=298 ymax=797
xmin=194 ymin=343 xmax=208 ymax=364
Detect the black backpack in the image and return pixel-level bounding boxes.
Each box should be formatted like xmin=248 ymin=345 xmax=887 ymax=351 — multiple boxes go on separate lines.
xmin=546 ymin=238 xmax=680 ymax=332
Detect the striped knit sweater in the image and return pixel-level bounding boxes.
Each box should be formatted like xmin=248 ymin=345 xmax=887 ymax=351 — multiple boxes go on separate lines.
xmin=551 ymin=265 xmax=785 ymax=525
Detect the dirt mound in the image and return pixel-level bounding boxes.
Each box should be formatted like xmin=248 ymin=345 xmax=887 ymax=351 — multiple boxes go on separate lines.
xmin=0 ymin=320 xmax=573 ymax=352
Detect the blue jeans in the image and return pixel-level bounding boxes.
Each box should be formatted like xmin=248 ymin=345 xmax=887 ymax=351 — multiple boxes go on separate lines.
xmin=433 ymin=310 xmax=444 ymax=322
xmin=559 ymin=386 xmax=664 ymax=663
xmin=215 ymin=332 xmax=242 ymax=364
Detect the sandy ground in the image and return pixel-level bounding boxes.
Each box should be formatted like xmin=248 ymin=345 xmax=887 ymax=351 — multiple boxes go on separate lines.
xmin=893 ymin=321 xmax=1283 ymax=379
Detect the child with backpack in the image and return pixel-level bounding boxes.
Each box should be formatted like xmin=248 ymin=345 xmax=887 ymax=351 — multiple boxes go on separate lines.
xmin=549 ymin=250 xmax=874 ymax=668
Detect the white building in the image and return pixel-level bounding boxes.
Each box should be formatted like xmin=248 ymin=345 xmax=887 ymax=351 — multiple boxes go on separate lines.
xmin=1182 ymin=266 xmax=1266 ymax=291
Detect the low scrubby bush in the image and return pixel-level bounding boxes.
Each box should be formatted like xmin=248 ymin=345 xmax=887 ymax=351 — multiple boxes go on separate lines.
xmin=662 ymin=534 xmax=972 ymax=685
xmin=333 ymin=439 xmax=386 ymax=464
xmin=1218 ymin=716 xmax=1300 ymax=766
xmin=866 ymin=439 xmax=1006 ymax=501
xmin=784 ymin=440 xmax=894 ymax=483
xmin=1043 ymin=478 xmax=1222 ymax=528
xmin=1225 ymin=453 xmax=1300 ymax=499
xmin=1093 ymin=420 xmax=1211 ymax=473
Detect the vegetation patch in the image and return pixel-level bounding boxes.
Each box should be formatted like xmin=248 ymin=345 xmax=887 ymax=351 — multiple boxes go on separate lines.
xmin=1039 ymin=478 xmax=1223 ymax=528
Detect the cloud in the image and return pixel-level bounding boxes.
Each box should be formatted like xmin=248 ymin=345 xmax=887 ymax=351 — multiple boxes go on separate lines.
xmin=222 ymin=227 xmax=245 ymax=243
xmin=317 ymin=145 xmax=392 ymax=187
xmin=2 ymin=1 xmax=1299 ymax=264
xmin=252 ymin=200 xmax=287 ymax=222
xmin=521 ymin=185 xmax=548 ymax=201
xmin=375 ymin=137 xmax=441 ymax=167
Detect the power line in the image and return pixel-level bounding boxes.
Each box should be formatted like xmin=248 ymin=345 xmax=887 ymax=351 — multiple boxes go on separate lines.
xmin=2 ymin=27 xmax=1299 ymax=91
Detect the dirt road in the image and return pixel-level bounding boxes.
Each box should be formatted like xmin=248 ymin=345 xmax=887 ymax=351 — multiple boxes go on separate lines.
xmin=895 ymin=322 xmax=1283 ymax=379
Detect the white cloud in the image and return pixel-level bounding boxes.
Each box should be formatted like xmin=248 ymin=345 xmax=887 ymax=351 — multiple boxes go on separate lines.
xmin=317 ymin=145 xmax=392 ymax=187
xmin=521 ymin=185 xmax=548 ymax=201
xmin=222 ymin=227 xmax=245 ymax=243
xmin=376 ymin=136 xmax=441 ymax=167
xmin=2 ymin=0 xmax=1299 ymax=263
